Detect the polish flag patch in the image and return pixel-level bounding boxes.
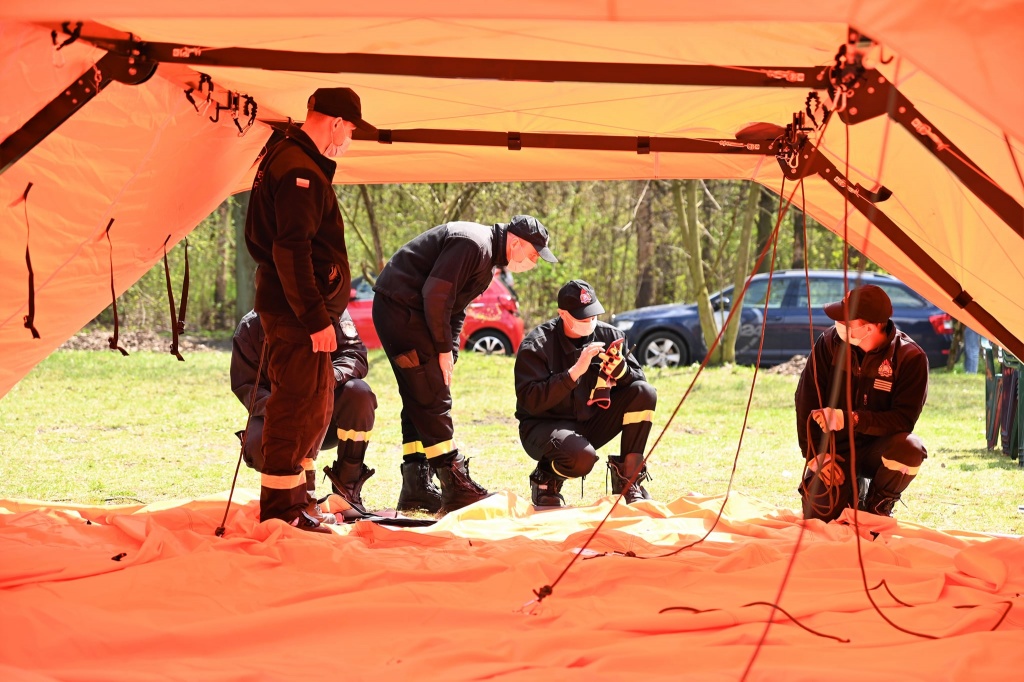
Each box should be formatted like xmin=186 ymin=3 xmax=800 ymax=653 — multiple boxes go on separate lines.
xmin=295 ymin=177 xmax=310 ymax=188
xmin=580 ymin=289 xmax=592 ymax=304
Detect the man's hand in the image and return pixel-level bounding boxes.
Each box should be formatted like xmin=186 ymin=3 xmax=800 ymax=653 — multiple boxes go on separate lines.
xmin=439 ymin=351 xmax=454 ymax=386
xmin=811 ymin=407 xmax=845 ymax=432
xmin=310 ymin=325 xmax=337 ymax=353
xmin=569 ymin=341 xmax=605 ymax=382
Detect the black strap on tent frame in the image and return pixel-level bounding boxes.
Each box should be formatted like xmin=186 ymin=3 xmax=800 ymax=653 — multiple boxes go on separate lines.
xmin=16 ymin=182 xmax=41 ymax=339
xmin=104 ymin=218 xmax=129 ymax=356
xmin=160 ymin=235 xmax=189 ymax=362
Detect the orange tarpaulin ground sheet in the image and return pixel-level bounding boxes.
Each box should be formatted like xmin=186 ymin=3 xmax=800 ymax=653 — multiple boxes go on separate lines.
xmin=1 ymin=492 xmax=1022 ymax=681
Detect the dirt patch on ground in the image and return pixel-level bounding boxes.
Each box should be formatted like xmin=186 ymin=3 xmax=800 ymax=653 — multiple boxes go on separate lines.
xmin=59 ymin=330 xmax=230 ymax=353
xmin=767 ymin=355 xmax=807 ymax=376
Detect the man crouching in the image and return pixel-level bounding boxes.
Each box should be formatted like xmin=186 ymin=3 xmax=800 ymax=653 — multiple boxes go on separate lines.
xmin=514 ymin=280 xmax=657 ymax=507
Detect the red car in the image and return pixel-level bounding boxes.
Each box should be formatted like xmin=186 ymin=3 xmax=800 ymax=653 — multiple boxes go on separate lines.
xmin=347 ymin=270 xmax=524 ymax=355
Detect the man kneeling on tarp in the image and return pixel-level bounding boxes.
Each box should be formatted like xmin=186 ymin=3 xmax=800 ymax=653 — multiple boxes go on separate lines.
xmin=231 ymin=309 xmax=406 ymax=517
xmin=796 ymin=284 xmax=928 ymax=521
xmin=514 ymin=280 xmax=657 ymax=507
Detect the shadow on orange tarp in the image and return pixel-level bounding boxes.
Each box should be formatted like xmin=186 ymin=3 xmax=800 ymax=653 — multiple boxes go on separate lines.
xmin=1 ymin=492 xmax=1022 ymax=681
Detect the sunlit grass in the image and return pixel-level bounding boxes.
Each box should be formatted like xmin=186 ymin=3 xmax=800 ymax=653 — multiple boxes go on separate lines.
xmin=0 ymin=349 xmax=1019 ymax=534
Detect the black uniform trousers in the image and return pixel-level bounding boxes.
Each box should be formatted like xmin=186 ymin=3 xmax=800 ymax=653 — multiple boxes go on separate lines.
xmin=244 ymin=379 xmax=376 ymax=471
xmin=258 ymin=313 xmax=334 ymax=522
xmin=372 ymin=294 xmax=456 ymax=459
xmin=801 ymin=432 xmax=927 ymax=522
xmin=520 ymin=381 xmax=657 ymax=478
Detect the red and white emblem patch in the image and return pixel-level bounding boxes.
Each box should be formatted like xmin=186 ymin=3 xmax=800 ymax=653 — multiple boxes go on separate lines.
xmin=877 ymin=359 xmax=893 ymax=378
xmin=580 ymin=289 xmax=592 ymax=304
xmin=295 ymin=177 xmax=310 ymax=188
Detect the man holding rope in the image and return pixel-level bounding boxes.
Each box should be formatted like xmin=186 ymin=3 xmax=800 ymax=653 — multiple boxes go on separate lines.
xmin=514 ymin=280 xmax=657 ymax=507
xmin=795 ymin=284 xmax=929 ymax=521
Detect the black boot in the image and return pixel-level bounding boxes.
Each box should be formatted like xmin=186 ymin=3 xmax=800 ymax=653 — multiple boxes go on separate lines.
xmin=529 ymin=463 xmax=565 ymax=508
xmin=397 ymin=459 xmax=443 ymax=514
xmin=285 ymin=509 xmax=333 ymax=534
xmin=323 ymin=458 xmax=375 ymax=511
xmin=607 ymin=453 xmax=653 ymax=504
xmin=860 ymin=470 xmax=915 ymax=517
xmin=430 ymin=451 xmax=491 ymax=514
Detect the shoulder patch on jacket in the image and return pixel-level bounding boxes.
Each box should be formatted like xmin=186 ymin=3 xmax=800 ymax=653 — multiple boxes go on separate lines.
xmin=295 ymin=177 xmax=310 ymax=188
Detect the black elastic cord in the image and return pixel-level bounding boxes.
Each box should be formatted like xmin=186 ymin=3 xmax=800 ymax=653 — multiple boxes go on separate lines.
xmin=162 ymin=235 xmax=184 ymax=361
xmin=104 ymin=219 xmax=128 ymax=356
xmin=658 ymin=601 xmax=849 ymax=643
xmin=20 ymin=182 xmax=40 ymax=339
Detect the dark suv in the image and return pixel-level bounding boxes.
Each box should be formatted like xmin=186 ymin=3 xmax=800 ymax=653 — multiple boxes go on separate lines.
xmin=610 ymin=270 xmax=953 ymax=369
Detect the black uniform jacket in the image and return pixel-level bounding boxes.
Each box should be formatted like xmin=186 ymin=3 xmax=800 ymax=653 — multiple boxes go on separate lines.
xmin=244 ymin=125 xmax=350 ymax=335
xmin=373 ymin=222 xmax=509 ymax=354
xmin=231 ymin=309 xmax=368 ymax=418
xmin=795 ymin=321 xmax=929 ymax=456
xmin=515 ymin=319 xmax=646 ymax=425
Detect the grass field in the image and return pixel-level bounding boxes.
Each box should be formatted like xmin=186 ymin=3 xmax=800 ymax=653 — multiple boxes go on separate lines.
xmin=1 ymin=349 xmax=1021 ymax=534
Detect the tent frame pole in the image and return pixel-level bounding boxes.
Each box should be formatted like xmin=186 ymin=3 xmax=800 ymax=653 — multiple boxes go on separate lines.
xmin=61 ymin=31 xmax=1023 ymax=237
xmin=779 ymin=139 xmax=1024 ymax=362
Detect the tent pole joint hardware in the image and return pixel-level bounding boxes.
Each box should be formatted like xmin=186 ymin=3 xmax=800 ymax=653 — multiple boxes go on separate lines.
xmin=792 ymin=139 xmax=1024 ymax=361
xmin=378 ymin=129 xmax=393 ymax=144
xmin=507 ymin=132 xmax=521 ymax=151
xmin=0 ymin=50 xmax=156 ymax=177
xmin=637 ymin=137 xmax=651 ymax=155
xmin=953 ymin=291 xmax=974 ymax=308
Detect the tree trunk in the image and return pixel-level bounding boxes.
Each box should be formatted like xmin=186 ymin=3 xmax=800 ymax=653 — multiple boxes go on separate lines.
xmin=791 ymin=204 xmax=805 ymax=269
xmin=634 ymin=181 xmax=656 ymax=308
xmin=234 ymin=191 xmax=256 ymax=319
xmin=358 ymin=184 xmax=386 ymax=273
xmin=214 ymin=200 xmax=230 ymax=329
xmin=674 ymin=180 xmax=719 ymax=364
xmin=756 ymin=187 xmax=777 ymax=273
xmin=721 ymin=183 xmax=760 ymax=363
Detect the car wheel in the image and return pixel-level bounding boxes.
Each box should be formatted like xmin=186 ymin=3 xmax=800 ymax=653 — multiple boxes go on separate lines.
xmin=639 ymin=331 xmax=687 ymax=368
xmin=467 ymin=330 xmax=513 ymax=356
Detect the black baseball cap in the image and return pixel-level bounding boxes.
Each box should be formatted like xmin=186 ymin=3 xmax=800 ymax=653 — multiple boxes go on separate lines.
xmin=558 ymin=280 xmax=605 ymax=319
xmin=507 ymin=215 xmax=558 ymax=263
xmin=824 ymin=284 xmax=893 ymax=324
xmin=307 ymin=87 xmax=371 ymax=130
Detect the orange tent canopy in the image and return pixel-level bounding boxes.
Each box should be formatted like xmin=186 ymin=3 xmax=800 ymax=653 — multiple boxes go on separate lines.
xmin=1 ymin=1 xmax=1023 ymax=396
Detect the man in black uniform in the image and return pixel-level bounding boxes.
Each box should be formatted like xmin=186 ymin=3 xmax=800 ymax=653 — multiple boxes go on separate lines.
xmin=514 ymin=280 xmax=657 ymax=507
xmin=243 ymin=87 xmax=365 ymax=531
xmin=795 ymin=284 xmax=929 ymax=522
xmin=373 ymin=215 xmax=558 ymax=513
xmin=231 ymin=309 xmax=389 ymax=514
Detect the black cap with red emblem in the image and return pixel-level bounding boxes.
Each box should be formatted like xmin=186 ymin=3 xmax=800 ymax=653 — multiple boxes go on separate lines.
xmin=558 ymin=279 xmax=605 ymax=319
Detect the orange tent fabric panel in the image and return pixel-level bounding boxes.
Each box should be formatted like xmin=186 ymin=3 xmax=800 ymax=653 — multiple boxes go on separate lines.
xmin=1 ymin=493 xmax=1022 ymax=680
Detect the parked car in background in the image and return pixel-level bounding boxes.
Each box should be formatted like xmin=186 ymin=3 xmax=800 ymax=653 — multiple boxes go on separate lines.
xmin=611 ymin=270 xmax=953 ymax=369
xmin=347 ymin=269 xmax=525 ymax=355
